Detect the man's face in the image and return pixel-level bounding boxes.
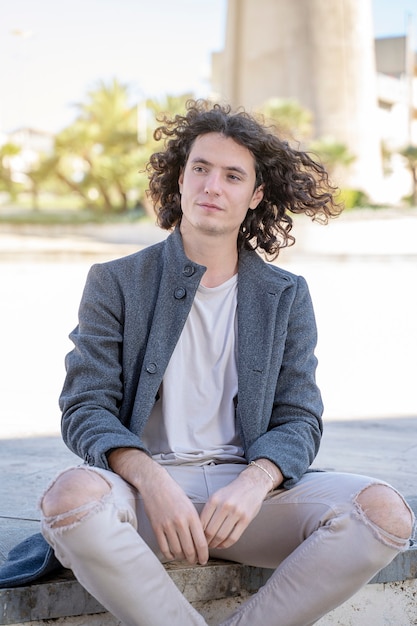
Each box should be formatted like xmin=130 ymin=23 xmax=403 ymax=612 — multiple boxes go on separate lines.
xmin=178 ymin=132 xmax=264 ymax=240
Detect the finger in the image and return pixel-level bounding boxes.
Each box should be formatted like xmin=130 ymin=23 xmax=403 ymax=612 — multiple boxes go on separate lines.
xmin=210 ymin=518 xmax=247 ymax=549
xmin=165 ymin=519 xmax=208 ymax=565
xmin=206 ymin=516 xmax=238 ymax=548
xmin=190 ymin=523 xmax=209 ymax=565
xmin=166 ymin=530 xmax=186 ymax=561
xmin=173 ymin=509 xmax=208 ymax=565
xmin=176 ymin=518 xmax=208 ymax=565
xmin=155 ymin=528 xmax=176 ymax=561
xmin=200 ymin=500 xmax=216 ymax=531
xmin=201 ymin=500 xmax=233 ymax=544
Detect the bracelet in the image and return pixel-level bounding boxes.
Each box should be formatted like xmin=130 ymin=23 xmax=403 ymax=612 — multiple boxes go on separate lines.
xmin=249 ymin=461 xmax=275 ymax=486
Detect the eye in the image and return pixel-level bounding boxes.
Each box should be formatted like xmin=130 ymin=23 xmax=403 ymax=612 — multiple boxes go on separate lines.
xmin=227 ymin=173 xmax=242 ymax=182
xmin=192 ymin=165 xmax=206 ymax=173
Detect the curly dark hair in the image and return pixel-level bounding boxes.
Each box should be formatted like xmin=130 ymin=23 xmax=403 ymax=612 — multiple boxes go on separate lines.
xmin=147 ymin=100 xmax=342 ymax=258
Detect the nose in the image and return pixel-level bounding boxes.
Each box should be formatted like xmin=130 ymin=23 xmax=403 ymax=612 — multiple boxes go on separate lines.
xmin=204 ymin=171 xmax=222 ymax=196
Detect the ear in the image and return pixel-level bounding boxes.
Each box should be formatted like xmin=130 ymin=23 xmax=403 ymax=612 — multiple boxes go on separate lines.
xmin=249 ymin=184 xmax=264 ymax=210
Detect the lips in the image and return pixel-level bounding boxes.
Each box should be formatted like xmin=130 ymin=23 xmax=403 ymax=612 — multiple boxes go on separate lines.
xmin=198 ymin=202 xmax=223 ymax=211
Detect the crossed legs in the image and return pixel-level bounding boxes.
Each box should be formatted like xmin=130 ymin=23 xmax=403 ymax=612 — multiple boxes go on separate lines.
xmin=40 ymin=465 xmax=414 ymax=626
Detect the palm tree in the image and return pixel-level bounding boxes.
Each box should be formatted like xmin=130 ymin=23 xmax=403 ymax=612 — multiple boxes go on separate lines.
xmin=309 ymin=136 xmax=355 ymax=178
xmin=258 ymin=98 xmax=355 ymax=188
xmin=24 ymin=154 xmax=57 ymax=211
xmin=53 ymin=79 xmax=146 ymax=212
xmin=0 ymin=143 xmax=22 ymax=202
xmin=400 ymin=145 xmax=417 ymax=206
xmin=257 ymin=98 xmax=313 ymax=144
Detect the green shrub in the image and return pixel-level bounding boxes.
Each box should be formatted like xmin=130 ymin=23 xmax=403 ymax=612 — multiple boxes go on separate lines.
xmin=338 ymin=188 xmax=369 ymax=209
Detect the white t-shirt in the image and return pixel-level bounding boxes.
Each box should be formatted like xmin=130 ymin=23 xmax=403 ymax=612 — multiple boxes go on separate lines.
xmin=142 ymin=274 xmax=244 ymax=464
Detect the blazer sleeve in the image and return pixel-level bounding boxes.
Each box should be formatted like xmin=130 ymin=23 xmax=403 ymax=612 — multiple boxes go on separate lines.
xmin=59 ymin=263 xmax=148 ymax=469
xmin=247 ymin=275 xmax=324 ymax=487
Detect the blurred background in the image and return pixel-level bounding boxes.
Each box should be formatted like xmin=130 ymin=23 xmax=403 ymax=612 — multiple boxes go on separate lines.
xmin=1 ymin=0 xmax=417 ymax=212
xmin=0 ymin=0 xmax=416 ymax=439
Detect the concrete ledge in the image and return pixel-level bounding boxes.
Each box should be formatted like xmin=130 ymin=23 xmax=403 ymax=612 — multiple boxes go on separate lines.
xmin=1 ymin=547 xmax=416 ymax=626
xmin=0 ymin=560 xmax=271 ymax=625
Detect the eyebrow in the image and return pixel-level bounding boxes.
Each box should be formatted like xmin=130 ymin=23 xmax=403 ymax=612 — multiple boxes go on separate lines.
xmin=190 ymin=157 xmax=249 ymax=178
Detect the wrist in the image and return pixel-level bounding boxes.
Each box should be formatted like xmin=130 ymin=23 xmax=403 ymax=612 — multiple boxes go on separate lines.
xmin=247 ymin=459 xmax=283 ymax=491
xmin=108 ymin=447 xmax=162 ymax=490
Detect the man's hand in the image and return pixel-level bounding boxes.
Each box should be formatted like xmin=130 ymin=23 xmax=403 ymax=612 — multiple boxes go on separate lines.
xmin=108 ymin=448 xmax=209 ymax=565
xmin=200 ymin=459 xmax=283 ymax=550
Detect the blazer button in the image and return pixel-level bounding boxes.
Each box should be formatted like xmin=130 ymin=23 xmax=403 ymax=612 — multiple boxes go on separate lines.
xmin=183 ymin=265 xmax=195 ymax=277
xmin=174 ymin=287 xmax=186 ymax=299
xmin=146 ymin=362 xmax=157 ymax=374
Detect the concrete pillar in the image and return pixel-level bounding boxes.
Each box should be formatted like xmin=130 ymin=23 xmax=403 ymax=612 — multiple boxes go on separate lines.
xmin=217 ymin=0 xmax=383 ymax=199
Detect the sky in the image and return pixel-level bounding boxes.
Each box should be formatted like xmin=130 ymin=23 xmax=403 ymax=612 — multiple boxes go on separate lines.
xmin=0 ymin=0 xmax=416 ymax=135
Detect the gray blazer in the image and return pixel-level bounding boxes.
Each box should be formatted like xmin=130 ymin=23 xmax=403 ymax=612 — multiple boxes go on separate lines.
xmin=60 ymin=228 xmax=323 ymax=488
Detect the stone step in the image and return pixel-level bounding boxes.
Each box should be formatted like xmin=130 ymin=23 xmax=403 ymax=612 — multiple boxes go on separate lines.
xmin=1 ymin=545 xmax=417 ymax=626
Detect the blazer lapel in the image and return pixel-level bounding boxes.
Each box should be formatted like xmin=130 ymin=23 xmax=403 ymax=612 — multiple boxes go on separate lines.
xmin=237 ymin=250 xmax=291 ymax=432
xmin=129 ymin=231 xmax=206 ymax=433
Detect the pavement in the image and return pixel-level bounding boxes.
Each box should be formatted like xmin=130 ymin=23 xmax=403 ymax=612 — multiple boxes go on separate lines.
xmin=1 ymin=211 xmax=416 ymax=566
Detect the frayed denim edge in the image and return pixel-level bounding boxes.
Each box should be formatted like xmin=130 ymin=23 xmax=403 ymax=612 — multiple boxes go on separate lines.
xmin=352 ymin=481 xmax=416 ymax=551
xmin=39 ymin=465 xmax=113 ymax=536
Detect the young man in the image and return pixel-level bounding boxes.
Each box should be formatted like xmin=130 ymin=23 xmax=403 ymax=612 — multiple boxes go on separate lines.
xmin=40 ymin=101 xmax=414 ymax=626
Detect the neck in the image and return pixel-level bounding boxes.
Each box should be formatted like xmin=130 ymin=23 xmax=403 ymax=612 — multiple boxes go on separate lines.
xmin=180 ymin=225 xmax=239 ymax=288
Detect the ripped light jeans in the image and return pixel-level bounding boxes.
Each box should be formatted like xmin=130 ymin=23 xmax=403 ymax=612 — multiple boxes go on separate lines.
xmin=40 ymin=465 xmax=415 ymax=626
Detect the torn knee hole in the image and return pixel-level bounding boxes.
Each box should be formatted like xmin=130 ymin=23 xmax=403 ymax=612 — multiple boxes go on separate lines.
xmin=355 ymin=484 xmax=414 ymax=546
xmin=41 ymin=468 xmax=112 ymax=529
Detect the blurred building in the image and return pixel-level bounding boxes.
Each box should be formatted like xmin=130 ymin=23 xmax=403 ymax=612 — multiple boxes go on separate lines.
xmin=212 ymin=0 xmax=417 ymax=204
xmin=376 ymin=35 xmax=416 ymax=148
